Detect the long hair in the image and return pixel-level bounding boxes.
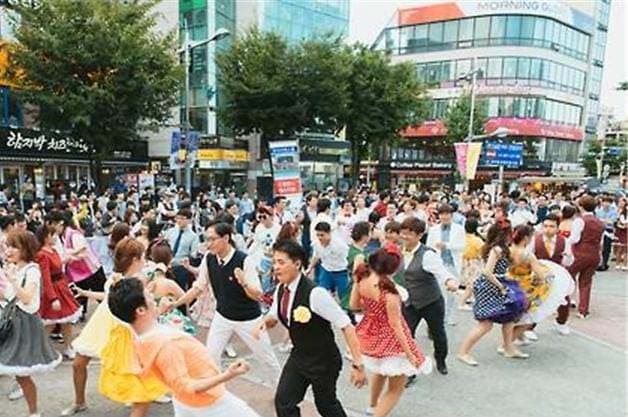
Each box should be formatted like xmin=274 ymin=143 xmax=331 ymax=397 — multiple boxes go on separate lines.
xmin=482 ymin=220 xmax=511 ymax=261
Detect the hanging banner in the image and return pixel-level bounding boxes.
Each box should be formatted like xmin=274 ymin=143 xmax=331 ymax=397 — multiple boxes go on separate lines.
xmin=169 ymin=130 xmax=182 ymax=170
xmin=466 ymin=143 xmax=483 ymax=180
xmin=454 ymin=142 xmax=468 ymax=178
xmin=268 ymin=140 xmax=302 ymax=207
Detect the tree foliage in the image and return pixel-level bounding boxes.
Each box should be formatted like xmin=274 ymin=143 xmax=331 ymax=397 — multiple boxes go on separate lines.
xmin=582 ymin=136 xmax=628 ymax=177
xmin=8 ymin=0 xmax=182 ymax=155
xmin=442 ymin=93 xmax=488 ymax=146
xmin=217 ymin=30 xmax=430 ymax=182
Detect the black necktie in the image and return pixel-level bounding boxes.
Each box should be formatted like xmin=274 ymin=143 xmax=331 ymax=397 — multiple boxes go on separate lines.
xmin=172 ymin=229 xmax=184 ymax=256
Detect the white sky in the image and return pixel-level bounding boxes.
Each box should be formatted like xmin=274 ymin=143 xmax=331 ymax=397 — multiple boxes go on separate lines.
xmin=349 ymin=0 xmax=628 ymax=120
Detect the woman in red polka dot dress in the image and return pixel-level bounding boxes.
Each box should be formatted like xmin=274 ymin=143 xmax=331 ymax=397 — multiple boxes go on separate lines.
xmin=349 ymin=243 xmax=432 ymax=417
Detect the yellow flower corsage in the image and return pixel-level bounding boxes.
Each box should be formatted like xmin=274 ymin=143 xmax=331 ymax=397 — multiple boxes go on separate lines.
xmin=293 ymin=306 xmax=312 ymax=324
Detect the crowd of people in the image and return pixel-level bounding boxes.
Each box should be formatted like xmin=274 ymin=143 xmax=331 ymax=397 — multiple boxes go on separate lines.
xmin=0 ymin=183 xmax=626 ymax=417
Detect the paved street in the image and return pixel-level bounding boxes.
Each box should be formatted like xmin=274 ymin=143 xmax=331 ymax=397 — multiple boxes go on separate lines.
xmin=2 ymin=270 xmax=625 ymax=417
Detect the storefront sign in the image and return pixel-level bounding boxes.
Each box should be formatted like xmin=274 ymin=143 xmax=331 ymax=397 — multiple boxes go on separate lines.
xmin=269 ymin=140 xmax=302 ymax=205
xmin=198 ymin=148 xmax=249 ymax=162
xmin=1 ymin=128 xmax=91 ymax=154
xmin=404 ymin=118 xmax=584 ymax=141
xmin=198 ymin=160 xmax=248 ymax=170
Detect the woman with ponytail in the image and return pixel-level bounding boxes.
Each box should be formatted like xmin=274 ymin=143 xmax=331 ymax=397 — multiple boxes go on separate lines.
xmin=349 ymin=244 xmax=431 ymax=417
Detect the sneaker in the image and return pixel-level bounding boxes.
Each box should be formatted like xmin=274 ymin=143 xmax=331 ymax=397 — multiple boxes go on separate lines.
xmin=60 ymin=404 xmax=88 ymax=416
xmin=554 ymin=322 xmax=571 ymax=336
xmin=523 ymin=330 xmax=538 ymax=342
xmin=365 ymin=406 xmax=375 ymax=416
xmin=224 ymin=345 xmax=237 ymax=358
xmin=576 ymin=312 xmax=589 ymax=320
xmin=63 ymin=347 xmax=76 ymax=360
xmin=8 ymin=386 xmax=23 ymax=401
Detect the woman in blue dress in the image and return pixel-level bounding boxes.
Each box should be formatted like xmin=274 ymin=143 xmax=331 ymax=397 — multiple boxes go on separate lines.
xmin=456 ymin=220 xmax=529 ymax=366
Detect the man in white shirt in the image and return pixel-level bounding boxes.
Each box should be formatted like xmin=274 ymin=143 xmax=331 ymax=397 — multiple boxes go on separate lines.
xmin=510 ymin=198 xmax=537 ymax=228
xmin=307 ymin=222 xmax=350 ymax=303
xmin=255 ymin=239 xmax=366 ymax=417
xmin=400 ymin=217 xmax=458 ymax=380
xmin=426 ymin=204 xmax=465 ymax=326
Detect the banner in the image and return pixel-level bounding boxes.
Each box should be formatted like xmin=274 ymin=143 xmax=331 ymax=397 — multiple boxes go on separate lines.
xmin=466 ymin=142 xmax=483 ymax=180
xmin=268 ymin=140 xmax=302 ymax=206
xmin=169 ymin=130 xmax=182 ymax=170
xmin=454 ymin=143 xmax=468 ymax=178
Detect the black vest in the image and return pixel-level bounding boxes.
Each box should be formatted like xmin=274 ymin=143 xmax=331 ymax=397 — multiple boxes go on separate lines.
xmin=404 ymin=245 xmax=443 ymax=309
xmin=207 ymin=250 xmax=261 ymax=321
xmin=277 ymin=276 xmax=341 ymax=376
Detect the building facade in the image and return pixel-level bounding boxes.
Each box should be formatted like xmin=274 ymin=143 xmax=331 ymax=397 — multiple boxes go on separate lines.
xmin=372 ymin=1 xmax=609 ymax=189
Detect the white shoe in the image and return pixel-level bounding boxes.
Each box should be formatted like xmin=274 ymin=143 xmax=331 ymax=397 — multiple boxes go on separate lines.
xmin=447 ymin=318 xmax=457 ymax=326
xmin=523 ymin=330 xmax=538 ymax=342
xmin=496 ymin=346 xmax=505 ymax=355
xmin=60 ymin=404 xmax=88 ymax=416
xmin=555 ymin=322 xmax=571 ymax=336
xmin=513 ymin=338 xmax=531 ymax=347
xmin=224 ymin=345 xmax=237 ymax=358
xmin=365 ymin=406 xmax=375 ymax=416
xmin=154 ymin=395 xmax=171 ymax=404
xmin=63 ymin=347 xmax=76 ymax=360
xmin=457 ymin=304 xmax=472 ymax=311
xmin=29 ymin=414 xmax=41 ymax=417
xmin=8 ymin=386 xmax=23 ymax=401
xmin=343 ymin=350 xmax=353 ymax=361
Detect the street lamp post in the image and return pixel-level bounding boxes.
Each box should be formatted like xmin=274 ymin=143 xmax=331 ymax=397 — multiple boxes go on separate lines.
xmin=457 ymin=58 xmax=483 ymax=191
xmin=180 ymin=22 xmax=230 ymax=195
xmin=468 ymin=127 xmax=512 ymax=196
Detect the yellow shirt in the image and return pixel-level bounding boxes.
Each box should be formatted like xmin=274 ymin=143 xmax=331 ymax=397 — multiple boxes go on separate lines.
xmin=463 ymin=234 xmax=484 ymax=260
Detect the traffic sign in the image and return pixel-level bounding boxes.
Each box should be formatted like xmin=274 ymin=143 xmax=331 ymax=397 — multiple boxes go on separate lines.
xmin=482 ymin=142 xmax=523 ymax=168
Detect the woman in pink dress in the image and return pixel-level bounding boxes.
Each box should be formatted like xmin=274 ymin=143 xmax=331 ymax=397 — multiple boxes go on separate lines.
xmin=349 ymin=244 xmax=431 ymax=417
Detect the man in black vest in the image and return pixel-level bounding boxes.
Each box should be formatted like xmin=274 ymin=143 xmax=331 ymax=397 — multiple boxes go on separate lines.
xmin=255 ymin=239 xmax=366 ymax=417
xmin=171 ymin=221 xmax=280 ymax=379
xmin=400 ymin=217 xmax=458 ymax=382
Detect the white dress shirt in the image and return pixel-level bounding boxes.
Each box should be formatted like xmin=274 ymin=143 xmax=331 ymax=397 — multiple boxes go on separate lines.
xmin=567 ymin=213 xmax=604 ymax=247
xmin=403 ymin=243 xmax=455 ymax=287
xmin=312 ymin=238 xmax=349 ymax=272
xmin=267 ymin=275 xmax=351 ymax=329
xmin=192 ymin=248 xmax=261 ymax=293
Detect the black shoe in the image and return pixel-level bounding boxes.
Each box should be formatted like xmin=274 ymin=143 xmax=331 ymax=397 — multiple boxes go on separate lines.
xmin=405 ymin=375 xmax=417 ymax=388
xmin=436 ymin=361 xmax=448 ymax=375
xmin=597 ymin=266 xmax=609 ymax=271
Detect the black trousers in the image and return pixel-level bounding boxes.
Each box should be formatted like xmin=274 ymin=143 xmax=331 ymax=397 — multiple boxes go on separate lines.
xmin=601 ymin=234 xmax=613 ymax=268
xmin=75 ymin=267 xmax=106 ymax=317
xmin=403 ymin=297 xmax=448 ymax=364
xmin=275 ymin=357 xmax=346 ymax=417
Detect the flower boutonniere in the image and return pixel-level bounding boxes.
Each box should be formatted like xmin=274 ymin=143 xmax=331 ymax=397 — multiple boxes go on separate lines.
xmin=292 ymin=306 xmax=312 ymax=324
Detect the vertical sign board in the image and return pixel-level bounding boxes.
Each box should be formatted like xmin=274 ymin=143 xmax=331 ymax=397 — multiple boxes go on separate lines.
xmin=268 ymin=140 xmax=302 ymax=210
xmin=169 ymin=130 xmax=182 ymax=170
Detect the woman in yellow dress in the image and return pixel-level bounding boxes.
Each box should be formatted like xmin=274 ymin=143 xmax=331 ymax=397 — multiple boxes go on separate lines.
xmin=507 ymin=224 xmax=551 ymax=347
xmin=458 ymin=219 xmax=485 ymax=310
xmin=97 ymin=237 xmax=168 ymax=416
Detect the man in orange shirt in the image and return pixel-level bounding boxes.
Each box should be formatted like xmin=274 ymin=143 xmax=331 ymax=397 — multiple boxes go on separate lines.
xmin=107 ymin=278 xmax=260 ymax=417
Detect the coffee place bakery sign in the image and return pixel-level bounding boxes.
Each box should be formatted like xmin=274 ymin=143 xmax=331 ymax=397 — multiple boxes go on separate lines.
xmin=0 ymin=127 xmax=93 ymax=158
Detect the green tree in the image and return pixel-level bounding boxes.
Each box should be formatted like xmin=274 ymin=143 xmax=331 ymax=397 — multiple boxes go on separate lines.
xmin=217 ymin=29 xmax=350 ymax=139
xmin=8 ymin=0 xmax=181 ymax=180
xmin=582 ymin=137 xmax=628 ymax=177
xmin=340 ymin=44 xmax=430 ymax=183
xmin=442 ymin=94 xmax=488 ymax=146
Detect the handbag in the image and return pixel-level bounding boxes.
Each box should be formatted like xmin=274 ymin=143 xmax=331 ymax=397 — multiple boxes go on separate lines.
xmin=0 ymin=274 xmax=26 ymax=343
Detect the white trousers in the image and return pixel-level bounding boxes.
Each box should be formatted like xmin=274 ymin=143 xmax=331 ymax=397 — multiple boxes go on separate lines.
xmin=206 ymin=312 xmax=280 ymax=380
xmin=173 ymin=393 xmax=260 ymax=417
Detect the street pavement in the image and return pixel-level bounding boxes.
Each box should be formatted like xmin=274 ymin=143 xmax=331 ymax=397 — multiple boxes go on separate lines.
xmin=1 ymin=269 xmax=626 ymax=417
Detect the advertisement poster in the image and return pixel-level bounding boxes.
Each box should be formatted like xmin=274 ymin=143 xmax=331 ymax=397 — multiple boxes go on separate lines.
xmin=466 ymin=143 xmax=483 ymax=179
xmin=169 ymin=130 xmax=182 ymax=170
xmin=138 ymin=173 xmax=155 ymax=191
xmin=268 ymin=140 xmax=302 ymax=208
xmin=454 ymin=143 xmax=468 ymax=178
